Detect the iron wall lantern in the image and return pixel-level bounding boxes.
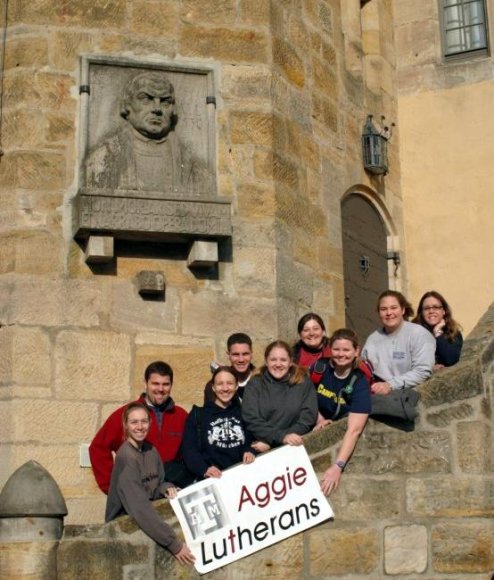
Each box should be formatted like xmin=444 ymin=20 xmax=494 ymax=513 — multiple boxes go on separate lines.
xmin=362 ymin=115 xmax=393 ymax=175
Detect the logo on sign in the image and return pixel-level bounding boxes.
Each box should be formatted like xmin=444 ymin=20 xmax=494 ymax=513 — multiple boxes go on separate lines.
xmin=178 ymin=484 xmax=229 ymax=539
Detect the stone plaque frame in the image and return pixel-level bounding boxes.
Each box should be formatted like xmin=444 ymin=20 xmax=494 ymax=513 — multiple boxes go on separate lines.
xmin=73 ymin=56 xmax=231 ymax=247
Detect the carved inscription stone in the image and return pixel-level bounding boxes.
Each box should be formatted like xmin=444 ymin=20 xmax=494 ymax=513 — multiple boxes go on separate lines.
xmin=73 ymin=193 xmax=231 ymax=240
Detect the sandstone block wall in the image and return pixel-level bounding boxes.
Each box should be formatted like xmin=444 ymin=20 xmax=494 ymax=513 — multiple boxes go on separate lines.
xmin=12 ymin=301 xmax=488 ymax=580
xmin=0 ymin=0 xmax=404 ymax=525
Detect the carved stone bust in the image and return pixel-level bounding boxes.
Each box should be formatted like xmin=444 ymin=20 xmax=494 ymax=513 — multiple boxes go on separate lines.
xmin=74 ymin=60 xmax=229 ymax=250
xmin=85 ymin=71 xmax=211 ymax=196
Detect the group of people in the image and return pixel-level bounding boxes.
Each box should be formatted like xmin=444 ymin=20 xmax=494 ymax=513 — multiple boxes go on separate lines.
xmin=89 ymin=288 xmax=462 ymax=565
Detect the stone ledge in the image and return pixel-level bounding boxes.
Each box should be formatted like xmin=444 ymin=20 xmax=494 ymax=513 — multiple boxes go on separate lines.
xmin=73 ymin=191 xmax=232 ymax=243
xmin=419 ymin=359 xmax=484 ymax=408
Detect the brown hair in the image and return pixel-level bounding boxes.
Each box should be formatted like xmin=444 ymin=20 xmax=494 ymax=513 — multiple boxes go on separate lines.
xmin=227 ymin=333 xmax=252 ymax=351
xmin=329 ymin=328 xmax=361 ymax=369
xmin=211 ymin=365 xmax=238 ymax=385
xmin=144 ymin=360 xmax=173 ymax=383
xmin=412 ymin=290 xmax=462 ymax=341
xmin=329 ymin=328 xmax=360 ymax=348
xmin=297 ymin=312 xmax=326 ymax=335
xmin=293 ymin=312 xmax=330 ymax=363
xmin=295 ymin=312 xmax=329 ymax=345
xmin=258 ymin=340 xmax=307 ymax=385
xmin=377 ymin=290 xmax=414 ymax=320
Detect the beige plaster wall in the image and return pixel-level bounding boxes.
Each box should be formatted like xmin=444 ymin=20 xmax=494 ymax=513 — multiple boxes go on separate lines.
xmin=395 ymin=0 xmax=494 ymax=334
xmin=399 ymin=82 xmax=494 ymax=334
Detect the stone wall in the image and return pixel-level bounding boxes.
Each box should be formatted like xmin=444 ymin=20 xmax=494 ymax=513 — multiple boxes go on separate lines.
xmin=3 ymin=301 xmax=491 ymax=579
xmin=0 ymin=0 xmax=404 ymax=526
xmin=308 ymin=303 xmax=494 ymax=578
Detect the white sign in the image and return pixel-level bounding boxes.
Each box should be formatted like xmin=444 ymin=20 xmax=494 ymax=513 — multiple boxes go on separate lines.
xmin=171 ymin=445 xmax=333 ymax=574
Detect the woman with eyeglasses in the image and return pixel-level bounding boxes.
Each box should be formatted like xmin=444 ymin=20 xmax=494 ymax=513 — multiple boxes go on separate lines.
xmin=412 ymin=291 xmax=463 ymax=369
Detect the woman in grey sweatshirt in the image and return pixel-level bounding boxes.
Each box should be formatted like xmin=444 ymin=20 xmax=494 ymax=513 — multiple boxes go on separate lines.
xmin=242 ymin=340 xmax=318 ymax=451
xmin=105 ymin=402 xmax=195 ymax=566
xmin=362 ymin=290 xmax=436 ymax=393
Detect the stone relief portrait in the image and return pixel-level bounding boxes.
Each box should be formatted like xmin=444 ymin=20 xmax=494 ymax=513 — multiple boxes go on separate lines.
xmin=83 ymin=63 xmax=215 ymax=198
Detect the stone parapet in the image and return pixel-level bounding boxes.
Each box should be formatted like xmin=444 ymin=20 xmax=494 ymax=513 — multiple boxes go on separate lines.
xmin=9 ymin=302 xmax=487 ymax=579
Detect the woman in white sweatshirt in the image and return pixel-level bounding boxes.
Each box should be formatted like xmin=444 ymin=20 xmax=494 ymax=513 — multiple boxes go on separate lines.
xmin=362 ymin=290 xmax=436 ymax=394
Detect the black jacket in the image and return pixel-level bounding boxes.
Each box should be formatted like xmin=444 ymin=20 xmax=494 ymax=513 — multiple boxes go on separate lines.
xmin=182 ymin=400 xmax=255 ymax=479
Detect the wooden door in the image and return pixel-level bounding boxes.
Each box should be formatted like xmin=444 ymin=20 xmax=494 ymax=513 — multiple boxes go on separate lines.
xmin=341 ymin=194 xmax=388 ymax=343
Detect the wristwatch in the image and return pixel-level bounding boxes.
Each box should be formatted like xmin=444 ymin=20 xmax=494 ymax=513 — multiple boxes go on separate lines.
xmin=335 ymin=460 xmax=346 ymax=470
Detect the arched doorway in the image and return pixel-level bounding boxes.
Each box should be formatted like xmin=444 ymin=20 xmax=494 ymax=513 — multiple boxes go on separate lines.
xmin=341 ymin=193 xmax=389 ymax=343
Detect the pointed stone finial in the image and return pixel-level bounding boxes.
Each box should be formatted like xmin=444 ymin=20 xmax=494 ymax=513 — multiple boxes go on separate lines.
xmin=0 ymin=460 xmax=67 ymax=518
xmin=0 ymin=461 xmax=67 ymax=575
